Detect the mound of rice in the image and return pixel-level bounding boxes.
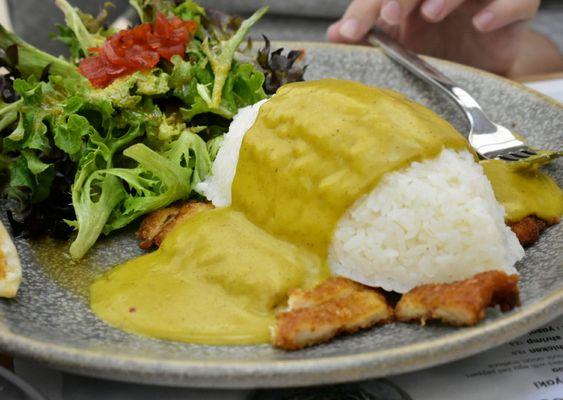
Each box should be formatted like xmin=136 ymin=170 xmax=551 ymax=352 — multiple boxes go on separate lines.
xmin=199 ymin=101 xmax=525 ymax=293
xmin=329 ymin=149 xmax=524 ymax=292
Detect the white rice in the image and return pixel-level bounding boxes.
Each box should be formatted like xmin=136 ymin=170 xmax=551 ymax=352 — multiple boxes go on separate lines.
xmin=196 ymin=99 xmax=268 ymax=206
xmin=199 ymin=101 xmax=524 ymax=293
xmin=329 ymin=149 xmax=524 ymax=293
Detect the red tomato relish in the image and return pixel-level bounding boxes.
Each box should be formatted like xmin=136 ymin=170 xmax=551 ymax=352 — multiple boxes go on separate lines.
xmin=79 ymin=13 xmax=196 ymax=88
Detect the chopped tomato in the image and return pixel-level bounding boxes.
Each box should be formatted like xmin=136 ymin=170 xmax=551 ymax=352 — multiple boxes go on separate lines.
xmin=79 ymin=13 xmax=197 ymax=88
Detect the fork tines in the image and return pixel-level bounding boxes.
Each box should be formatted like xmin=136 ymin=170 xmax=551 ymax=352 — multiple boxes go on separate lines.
xmin=497 ymin=147 xmax=537 ymax=161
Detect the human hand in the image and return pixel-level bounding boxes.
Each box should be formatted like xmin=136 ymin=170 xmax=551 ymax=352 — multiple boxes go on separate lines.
xmin=327 ymin=0 xmax=541 ymax=76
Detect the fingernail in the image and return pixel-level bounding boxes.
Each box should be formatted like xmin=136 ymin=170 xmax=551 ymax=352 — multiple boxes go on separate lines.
xmin=381 ymin=1 xmax=402 ymax=25
xmin=421 ymin=0 xmax=444 ymax=20
xmin=473 ymin=11 xmax=494 ymax=31
xmin=339 ymin=18 xmax=361 ymax=40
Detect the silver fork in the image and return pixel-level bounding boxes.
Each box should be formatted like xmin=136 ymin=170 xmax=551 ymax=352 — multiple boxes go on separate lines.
xmin=367 ymin=28 xmax=538 ymax=161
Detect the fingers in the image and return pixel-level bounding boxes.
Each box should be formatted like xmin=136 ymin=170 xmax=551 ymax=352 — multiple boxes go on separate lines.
xmin=420 ymin=0 xmax=465 ymax=22
xmin=473 ymin=0 xmax=540 ymax=32
xmin=327 ymin=0 xmax=541 ymax=43
xmin=327 ymin=0 xmax=383 ymax=43
xmin=381 ymin=0 xmax=420 ymax=25
xmin=327 ymin=0 xmax=424 ymax=43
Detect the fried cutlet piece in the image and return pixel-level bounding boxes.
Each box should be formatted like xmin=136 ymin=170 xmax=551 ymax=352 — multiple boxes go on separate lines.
xmin=136 ymin=207 xmax=179 ymax=249
xmin=272 ymin=277 xmax=394 ymax=350
xmin=395 ymin=271 xmax=520 ymax=326
xmin=507 ymin=216 xmax=558 ymax=247
xmin=136 ymin=201 xmax=213 ymax=249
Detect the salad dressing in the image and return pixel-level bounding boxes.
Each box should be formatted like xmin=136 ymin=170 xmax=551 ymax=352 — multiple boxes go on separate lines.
xmin=89 ymin=79 xmax=561 ymax=345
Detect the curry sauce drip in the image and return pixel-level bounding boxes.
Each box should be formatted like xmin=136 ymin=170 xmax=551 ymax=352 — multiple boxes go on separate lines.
xmin=481 ymin=160 xmax=563 ymax=222
xmin=231 ymin=79 xmax=469 ymax=256
xmin=90 ymin=208 xmax=327 ymax=344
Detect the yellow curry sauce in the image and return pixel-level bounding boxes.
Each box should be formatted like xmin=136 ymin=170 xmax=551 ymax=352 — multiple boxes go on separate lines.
xmin=481 ymin=160 xmax=563 ymax=223
xmin=91 ymin=208 xmax=326 ymax=344
xmin=89 ymin=79 xmax=562 ymax=345
xmin=232 ymin=79 xmax=468 ymax=256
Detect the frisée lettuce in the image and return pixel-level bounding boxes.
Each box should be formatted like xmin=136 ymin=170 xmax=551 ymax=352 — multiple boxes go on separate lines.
xmin=0 ymin=0 xmax=305 ymax=258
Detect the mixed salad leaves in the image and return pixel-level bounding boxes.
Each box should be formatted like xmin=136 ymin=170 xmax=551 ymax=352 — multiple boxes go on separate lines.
xmin=0 ymin=0 xmax=305 ymax=259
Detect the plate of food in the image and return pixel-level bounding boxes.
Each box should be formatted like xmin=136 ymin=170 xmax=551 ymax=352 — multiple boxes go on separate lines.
xmin=0 ymin=0 xmax=561 ymax=389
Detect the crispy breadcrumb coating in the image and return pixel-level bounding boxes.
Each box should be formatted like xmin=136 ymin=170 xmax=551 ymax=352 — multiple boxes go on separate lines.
xmin=273 ymin=277 xmax=393 ymax=350
xmin=395 ymin=271 xmax=520 ymax=326
xmin=507 ymin=215 xmax=558 ymax=247
xmin=136 ymin=201 xmax=213 ymax=249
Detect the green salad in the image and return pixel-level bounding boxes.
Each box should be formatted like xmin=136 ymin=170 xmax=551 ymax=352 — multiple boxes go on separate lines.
xmin=0 ymin=0 xmax=305 ymax=259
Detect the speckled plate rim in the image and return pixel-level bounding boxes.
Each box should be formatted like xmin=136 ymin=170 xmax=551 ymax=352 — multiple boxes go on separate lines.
xmin=1 ymin=287 xmax=561 ymax=387
xmin=288 ymin=41 xmax=563 ymax=109
xmin=0 ymin=42 xmax=562 ymax=388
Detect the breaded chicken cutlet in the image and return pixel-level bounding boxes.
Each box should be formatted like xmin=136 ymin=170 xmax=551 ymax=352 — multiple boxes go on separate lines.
xmin=136 ymin=201 xmax=213 ymax=249
xmin=507 ymin=215 xmax=558 ymax=247
xmin=395 ymin=271 xmax=520 ymax=326
xmin=272 ymin=277 xmax=394 ymax=350
xmin=272 ymin=272 xmax=519 ymax=350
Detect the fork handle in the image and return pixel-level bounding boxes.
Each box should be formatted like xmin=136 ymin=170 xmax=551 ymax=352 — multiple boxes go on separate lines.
xmin=367 ymin=28 xmax=497 ymax=134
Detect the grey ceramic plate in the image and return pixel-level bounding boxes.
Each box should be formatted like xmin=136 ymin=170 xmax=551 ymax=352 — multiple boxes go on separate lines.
xmin=0 ymin=43 xmax=562 ymax=388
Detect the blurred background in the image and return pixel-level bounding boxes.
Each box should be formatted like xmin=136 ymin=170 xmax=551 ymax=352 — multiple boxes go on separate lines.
xmin=2 ymin=0 xmax=563 ymax=56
